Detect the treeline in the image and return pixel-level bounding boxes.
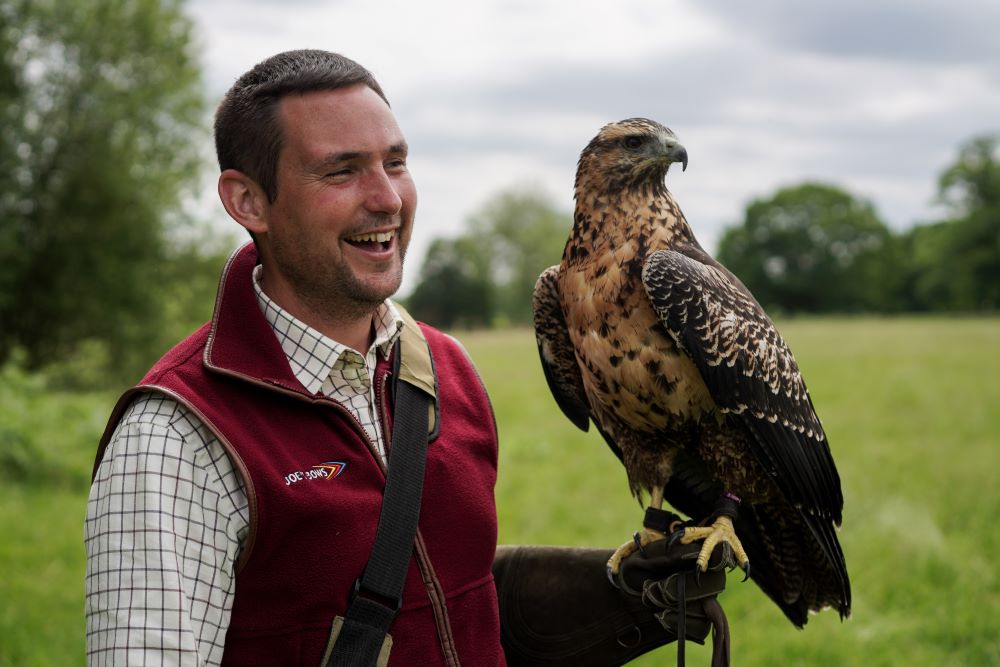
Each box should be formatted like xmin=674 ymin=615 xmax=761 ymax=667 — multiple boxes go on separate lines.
xmin=1 ymin=0 xmax=997 ymax=389
xmin=404 ymin=134 xmax=1000 ymax=327
xmin=0 ymin=0 xmax=232 ymax=385
xmin=717 ymin=135 xmax=1000 ymax=314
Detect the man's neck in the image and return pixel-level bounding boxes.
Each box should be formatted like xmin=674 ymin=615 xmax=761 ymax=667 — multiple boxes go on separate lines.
xmin=258 ymin=272 xmax=377 ymax=353
xmin=331 ymin=317 xmax=377 ymax=355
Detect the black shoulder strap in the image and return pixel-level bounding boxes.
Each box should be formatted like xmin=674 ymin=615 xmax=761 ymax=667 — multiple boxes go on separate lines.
xmin=325 ymin=345 xmax=432 ymax=667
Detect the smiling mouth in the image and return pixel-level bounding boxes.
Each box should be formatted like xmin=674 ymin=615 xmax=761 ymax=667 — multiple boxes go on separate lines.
xmin=345 ymin=230 xmax=395 ymax=252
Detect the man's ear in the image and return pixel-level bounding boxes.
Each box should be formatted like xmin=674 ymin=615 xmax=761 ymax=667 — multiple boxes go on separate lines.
xmin=218 ymin=169 xmax=270 ymax=235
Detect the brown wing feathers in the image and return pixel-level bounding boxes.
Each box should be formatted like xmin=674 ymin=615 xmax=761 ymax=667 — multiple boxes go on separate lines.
xmin=532 ymin=266 xmax=593 ymax=433
xmin=642 ymin=248 xmax=843 ymax=522
xmin=643 ymin=248 xmax=851 ymax=616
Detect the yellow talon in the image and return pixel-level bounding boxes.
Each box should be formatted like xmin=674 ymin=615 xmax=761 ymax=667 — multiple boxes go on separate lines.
xmin=680 ymin=514 xmax=749 ymax=572
xmin=606 ymin=526 xmax=665 ymax=575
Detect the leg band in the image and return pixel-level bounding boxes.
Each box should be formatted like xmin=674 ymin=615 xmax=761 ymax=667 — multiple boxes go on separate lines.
xmin=644 ymin=507 xmax=682 ymax=533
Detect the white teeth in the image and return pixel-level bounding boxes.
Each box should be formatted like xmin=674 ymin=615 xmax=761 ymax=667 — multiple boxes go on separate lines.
xmin=348 ymin=231 xmax=394 ymax=243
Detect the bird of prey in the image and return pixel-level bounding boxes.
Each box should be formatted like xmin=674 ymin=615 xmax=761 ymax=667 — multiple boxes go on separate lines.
xmin=532 ymin=118 xmax=850 ymax=626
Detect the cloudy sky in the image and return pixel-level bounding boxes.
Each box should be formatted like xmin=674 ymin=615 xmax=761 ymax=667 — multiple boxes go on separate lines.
xmin=186 ymin=0 xmax=1000 ymax=294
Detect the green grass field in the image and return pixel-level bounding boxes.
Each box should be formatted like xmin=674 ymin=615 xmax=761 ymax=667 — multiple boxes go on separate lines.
xmin=2 ymin=317 xmax=998 ymax=665
xmin=463 ymin=317 xmax=1000 ymax=667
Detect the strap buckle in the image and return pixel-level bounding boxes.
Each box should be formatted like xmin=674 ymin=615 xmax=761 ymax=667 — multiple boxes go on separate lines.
xmin=351 ymin=577 xmax=403 ymax=613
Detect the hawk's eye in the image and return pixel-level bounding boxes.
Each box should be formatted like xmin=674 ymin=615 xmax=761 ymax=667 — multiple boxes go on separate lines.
xmin=622 ymin=136 xmax=644 ymax=150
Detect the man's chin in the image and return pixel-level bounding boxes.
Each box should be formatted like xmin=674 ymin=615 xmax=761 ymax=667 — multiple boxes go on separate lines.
xmin=349 ymin=266 xmax=404 ymax=304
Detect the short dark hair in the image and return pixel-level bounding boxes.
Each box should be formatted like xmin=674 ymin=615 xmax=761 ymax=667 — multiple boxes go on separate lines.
xmin=214 ymin=49 xmax=389 ymax=202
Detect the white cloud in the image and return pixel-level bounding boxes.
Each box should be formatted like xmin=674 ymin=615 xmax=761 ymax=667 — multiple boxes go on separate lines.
xmin=186 ymin=0 xmax=1000 ymax=296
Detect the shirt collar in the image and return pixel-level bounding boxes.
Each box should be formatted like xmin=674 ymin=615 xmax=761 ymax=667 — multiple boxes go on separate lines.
xmin=251 ymin=265 xmax=404 ymax=394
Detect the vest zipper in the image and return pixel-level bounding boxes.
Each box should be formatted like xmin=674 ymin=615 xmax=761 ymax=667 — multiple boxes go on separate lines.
xmin=374 ymin=371 xmax=392 ymax=472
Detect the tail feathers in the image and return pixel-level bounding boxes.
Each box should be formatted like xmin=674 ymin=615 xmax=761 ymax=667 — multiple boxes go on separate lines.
xmin=752 ymin=501 xmax=851 ymax=622
xmin=664 ymin=449 xmax=850 ymax=627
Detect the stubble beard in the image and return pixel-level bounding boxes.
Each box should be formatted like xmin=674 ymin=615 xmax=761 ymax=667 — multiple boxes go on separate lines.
xmin=271 ymin=235 xmax=407 ymax=325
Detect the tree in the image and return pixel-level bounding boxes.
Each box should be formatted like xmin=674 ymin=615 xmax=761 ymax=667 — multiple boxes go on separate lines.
xmin=405 ymin=237 xmax=493 ymax=329
xmin=893 ymin=221 xmax=957 ymax=312
xmin=0 ymin=0 xmax=206 ymax=375
xmin=717 ymin=183 xmax=896 ymax=313
xmin=406 ymin=187 xmax=572 ymax=328
xmin=465 ymin=188 xmax=571 ymax=324
xmin=933 ymin=134 xmax=1000 ymax=310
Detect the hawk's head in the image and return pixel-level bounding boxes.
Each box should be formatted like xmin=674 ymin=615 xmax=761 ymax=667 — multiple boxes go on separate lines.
xmin=576 ymin=118 xmax=688 ymax=194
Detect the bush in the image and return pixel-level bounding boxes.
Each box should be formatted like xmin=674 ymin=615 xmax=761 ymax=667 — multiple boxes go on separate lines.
xmin=0 ymin=356 xmax=111 ymax=488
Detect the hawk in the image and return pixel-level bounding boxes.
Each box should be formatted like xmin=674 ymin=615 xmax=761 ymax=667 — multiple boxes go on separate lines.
xmin=532 ymin=118 xmax=851 ymax=626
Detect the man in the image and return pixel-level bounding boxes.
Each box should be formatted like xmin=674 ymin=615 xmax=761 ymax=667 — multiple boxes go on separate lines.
xmin=85 ymin=50 xmax=726 ymax=666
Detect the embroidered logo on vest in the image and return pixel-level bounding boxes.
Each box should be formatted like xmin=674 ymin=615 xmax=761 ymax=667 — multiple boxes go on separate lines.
xmin=283 ymin=461 xmax=347 ymax=486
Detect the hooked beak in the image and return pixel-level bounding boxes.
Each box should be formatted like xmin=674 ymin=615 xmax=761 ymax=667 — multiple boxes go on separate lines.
xmin=668 ymin=142 xmax=688 ymax=172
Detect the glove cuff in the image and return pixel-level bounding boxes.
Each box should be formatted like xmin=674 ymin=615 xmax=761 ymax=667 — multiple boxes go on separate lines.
xmin=493 ymin=545 xmax=685 ymax=666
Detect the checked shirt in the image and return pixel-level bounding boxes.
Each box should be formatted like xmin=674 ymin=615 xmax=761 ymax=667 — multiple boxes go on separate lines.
xmin=84 ymin=265 xmax=403 ymax=666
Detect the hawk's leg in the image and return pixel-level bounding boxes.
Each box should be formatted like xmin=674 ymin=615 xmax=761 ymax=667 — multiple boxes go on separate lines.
xmin=680 ymin=492 xmax=750 ymax=573
xmin=606 ymin=486 xmax=681 ymax=576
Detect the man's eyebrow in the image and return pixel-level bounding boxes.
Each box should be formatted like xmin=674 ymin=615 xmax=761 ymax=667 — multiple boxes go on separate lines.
xmin=312 ymin=151 xmax=364 ymax=171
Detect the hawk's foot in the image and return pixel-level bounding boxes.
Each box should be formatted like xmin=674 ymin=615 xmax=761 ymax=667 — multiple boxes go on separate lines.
xmin=606 ymin=527 xmax=665 ymax=578
xmin=680 ymin=514 xmax=749 ymax=573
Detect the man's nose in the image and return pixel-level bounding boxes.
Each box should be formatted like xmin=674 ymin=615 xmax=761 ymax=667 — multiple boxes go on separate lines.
xmin=364 ymin=168 xmax=403 ymax=215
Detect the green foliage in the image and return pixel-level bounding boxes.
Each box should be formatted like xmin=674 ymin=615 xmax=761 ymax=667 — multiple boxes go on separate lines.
xmin=405 ymin=237 xmax=493 ymax=328
xmin=717 ymin=183 xmax=896 ymax=313
xmin=466 ymin=188 xmax=571 ymax=323
xmin=0 ymin=359 xmax=44 ymax=481
xmin=0 ymin=0 xmax=206 ymax=378
xmin=939 ymin=134 xmax=1000 ymax=216
xmin=407 ymin=187 xmax=570 ymax=327
xmin=891 ymin=134 xmax=1000 ymax=313
xmin=714 ymin=134 xmax=1000 ymax=315
xmin=0 ymin=357 xmax=109 ymax=488
xmin=156 ymin=238 xmax=239 ymax=354
xmin=933 ymin=134 xmax=1000 ymax=310
xmin=893 ymin=221 xmax=957 ymax=311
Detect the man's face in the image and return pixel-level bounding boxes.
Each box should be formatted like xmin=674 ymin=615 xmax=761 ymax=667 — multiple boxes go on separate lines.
xmin=260 ymin=84 xmax=416 ymax=323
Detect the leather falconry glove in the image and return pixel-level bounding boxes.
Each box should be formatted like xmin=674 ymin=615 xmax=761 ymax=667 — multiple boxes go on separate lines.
xmin=492 ymin=526 xmax=730 ymax=667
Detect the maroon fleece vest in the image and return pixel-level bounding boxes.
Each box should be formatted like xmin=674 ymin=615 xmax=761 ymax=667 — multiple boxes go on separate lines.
xmin=95 ymin=244 xmax=505 ymax=666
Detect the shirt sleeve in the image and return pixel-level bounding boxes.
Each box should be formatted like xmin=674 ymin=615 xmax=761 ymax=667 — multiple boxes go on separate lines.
xmin=84 ymin=394 xmax=249 ymax=666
